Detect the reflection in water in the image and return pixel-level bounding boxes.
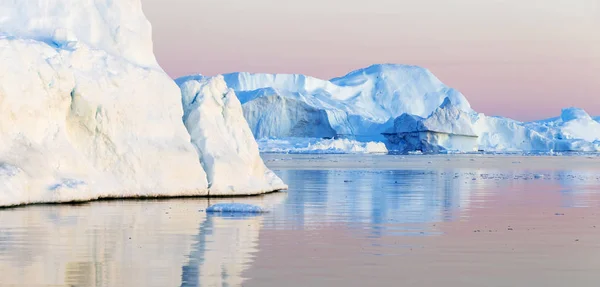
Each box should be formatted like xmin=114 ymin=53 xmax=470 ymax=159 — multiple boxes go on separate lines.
xmin=181 ymin=213 xmax=264 ymax=287
xmin=1 ymin=166 xmax=599 ymax=286
xmin=0 ymin=193 xmax=286 ymax=286
xmin=556 ymin=170 xmax=600 ymax=208
xmin=271 ymin=169 xmax=477 ymax=237
xmin=269 ymin=168 xmax=600 ymax=237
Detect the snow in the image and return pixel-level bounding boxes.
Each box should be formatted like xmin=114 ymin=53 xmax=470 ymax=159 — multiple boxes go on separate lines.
xmin=206 ymin=203 xmax=267 ymax=214
xmin=177 ymin=75 xmax=287 ymax=195
xmin=221 ymin=64 xmax=472 ymax=139
xmin=0 ymin=0 xmax=284 ymax=207
xmin=257 ymin=138 xmax=388 ymax=154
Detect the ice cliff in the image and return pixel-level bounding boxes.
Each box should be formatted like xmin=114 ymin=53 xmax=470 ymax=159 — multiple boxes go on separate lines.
xmin=0 ymin=0 xmax=284 ymax=206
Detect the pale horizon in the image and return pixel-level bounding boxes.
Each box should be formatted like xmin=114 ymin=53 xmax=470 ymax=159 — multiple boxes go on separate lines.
xmin=143 ymin=0 xmax=600 ymax=121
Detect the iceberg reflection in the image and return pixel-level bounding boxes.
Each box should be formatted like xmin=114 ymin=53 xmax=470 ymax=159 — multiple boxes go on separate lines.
xmin=0 ymin=192 xmax=286 ymax=286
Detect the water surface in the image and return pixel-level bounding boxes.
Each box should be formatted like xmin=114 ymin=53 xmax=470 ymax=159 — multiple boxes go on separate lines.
xmin=1 ymin=155 xmax=600 ymax=286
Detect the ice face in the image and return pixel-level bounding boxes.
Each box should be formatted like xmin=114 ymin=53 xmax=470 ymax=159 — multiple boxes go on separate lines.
xmin=178 ymin=76 xmax=287 ymax=195
xmin=0 ymin=0 xmax=285 ymax=206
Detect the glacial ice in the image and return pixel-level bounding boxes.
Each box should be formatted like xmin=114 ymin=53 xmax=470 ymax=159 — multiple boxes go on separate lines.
xmin=177 ymin=75 xmax=287 ymax=195
xmin=201 ymin=66 xmax=600 ymax=154
xmin=0 ymin=0 xmax=284 ymax=206
xmin=222 ymin=64 xmax=472 ymax=139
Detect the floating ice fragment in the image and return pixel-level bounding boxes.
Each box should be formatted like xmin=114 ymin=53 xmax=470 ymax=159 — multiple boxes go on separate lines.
xmin=205 ymin=203 xmax=267 ymax=214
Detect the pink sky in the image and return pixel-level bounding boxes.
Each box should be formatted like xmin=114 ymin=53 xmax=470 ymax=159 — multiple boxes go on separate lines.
xmin=143 ymin=0 xmax=600 ymax=121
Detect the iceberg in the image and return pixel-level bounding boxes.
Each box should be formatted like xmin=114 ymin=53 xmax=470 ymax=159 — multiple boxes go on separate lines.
xmin=529 ymin=108 xmax=600 ymax=143
xmin=0 ymin=0 xmax=284 ymax=207
xmin=176 ymin=75 xmax=389 ymax=155
xmin=200 ymin=65 xmax=599 ymax=154
xmin=221 ymin=64 xmax=472 ymax=139
xmin=474 ymin=108 xmax=600 ymax=152
xmin=385 ymin=102 xmax=600 ymax=153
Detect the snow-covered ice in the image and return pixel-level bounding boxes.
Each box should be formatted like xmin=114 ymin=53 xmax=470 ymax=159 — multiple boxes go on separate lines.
xmin=0 ymin=0 xmax=284 ymax=207
xmin=257 ymin=138 xmax=389 ymax=154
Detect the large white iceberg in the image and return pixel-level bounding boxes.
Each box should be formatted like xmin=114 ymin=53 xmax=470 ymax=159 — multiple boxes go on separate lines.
xmin=0 ymin=0 xmax=284 ymax=206
xmin=222 ymin=64 xmax=472 ymax=139
xmin=208 ymin=65 xmax=599 ymax=154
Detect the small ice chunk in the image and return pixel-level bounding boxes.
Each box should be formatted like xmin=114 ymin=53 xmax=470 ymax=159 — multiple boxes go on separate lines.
xmin=205 ymin=203 xmax=267 ymax=214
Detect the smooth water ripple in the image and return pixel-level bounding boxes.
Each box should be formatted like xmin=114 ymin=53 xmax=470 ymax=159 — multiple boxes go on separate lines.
xmin=1 ymin=158 xmax=600 ymax=286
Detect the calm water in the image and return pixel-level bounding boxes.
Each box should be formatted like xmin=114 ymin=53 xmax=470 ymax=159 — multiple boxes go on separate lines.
xmin=1 ymin=159 xmax=600 ymax=286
